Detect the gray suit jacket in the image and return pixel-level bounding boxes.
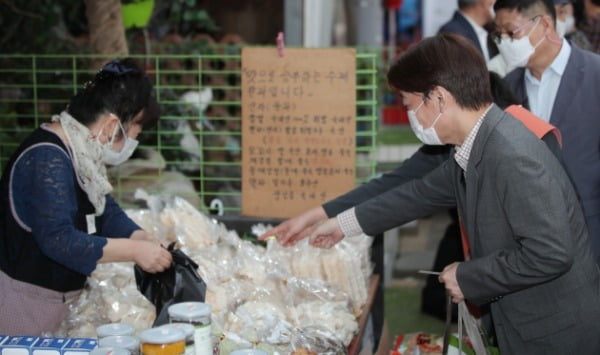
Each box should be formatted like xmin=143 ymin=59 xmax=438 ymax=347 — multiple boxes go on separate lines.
xmin=322 ymin=145 xmax=450 ymax=216
xmin=354 ymin=106 xmax=600 ymax=354
xmin=504 ymin=45 xmax=600 ymax=264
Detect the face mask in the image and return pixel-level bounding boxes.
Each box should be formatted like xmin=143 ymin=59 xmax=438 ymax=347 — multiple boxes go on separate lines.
xmin=556 ymin=16 xmax=575 ymax=38
xmin=101 ymin=120 xmax=139 ymax=165
xmin=496 ymin=18 xmax=544 ymax=70
xmin=407 ymin=100 xmax=444 ymax=146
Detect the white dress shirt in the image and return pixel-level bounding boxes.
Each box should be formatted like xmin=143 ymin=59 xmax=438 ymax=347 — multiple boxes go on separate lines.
xmin=524 ymin=39 xmax=571 ymax=122
xmin=461 ymin=12 xmax=491 ymax=62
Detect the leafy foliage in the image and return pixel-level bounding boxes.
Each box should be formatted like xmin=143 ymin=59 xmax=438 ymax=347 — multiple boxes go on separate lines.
xmin=0 ymin=0 xmax=218 ymax=54
xmin=0 ymin=0 xmax=86 ymax=54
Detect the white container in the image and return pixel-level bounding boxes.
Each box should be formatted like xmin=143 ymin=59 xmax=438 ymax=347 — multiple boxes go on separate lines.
xmin=159 ymin=324 xmax=194 ymax=355
xmin=98 ymin=336 xmax=139 ymax=355
xmin=1 ymin=336 xmax=38 ymax=355
xmin=62 ymin=339 xmax=98 ymax=355
xmin=31 ymin=337 xmax=68 ymax=355
xmin=89 ymin=348 xmax=130 ymax=355
xmin=167 ymin=302 xmax=211 ymax=355
xmin=96 ymin=323 xmax=135 ymax=338
xmin=138 ymin=327 xmax=185 ymax=355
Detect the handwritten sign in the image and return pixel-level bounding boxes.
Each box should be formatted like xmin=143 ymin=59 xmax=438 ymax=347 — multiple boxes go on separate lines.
xmin=241 ymin=48 xmax=356 ymax=218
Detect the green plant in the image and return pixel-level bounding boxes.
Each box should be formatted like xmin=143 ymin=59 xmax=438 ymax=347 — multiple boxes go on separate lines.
xmin=0 ymin=0 xmax=84 ymax=54
xmin=166 ymin=0 xmax=218 ymax=36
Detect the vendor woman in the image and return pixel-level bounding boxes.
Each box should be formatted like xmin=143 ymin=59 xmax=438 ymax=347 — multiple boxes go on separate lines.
xmin=0 ymin=58 xmax=172 ymax=335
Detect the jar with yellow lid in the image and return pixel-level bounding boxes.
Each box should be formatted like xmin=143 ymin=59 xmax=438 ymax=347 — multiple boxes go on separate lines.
xmin=139 ymin=327 xmax=186 ymax=355
xmin=167 ymin=302 xmax=212 ymax=355
xmin=159 ymin=323 xmax=195 ymax=355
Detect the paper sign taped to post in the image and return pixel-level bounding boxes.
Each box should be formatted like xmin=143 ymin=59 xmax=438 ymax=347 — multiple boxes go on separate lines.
xmin=241 ymin=48 xmax=356 ymax=218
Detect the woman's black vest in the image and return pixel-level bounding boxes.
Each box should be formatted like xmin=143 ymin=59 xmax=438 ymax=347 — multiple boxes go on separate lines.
xmin=0 ymin=128 xmax=95 ymax=292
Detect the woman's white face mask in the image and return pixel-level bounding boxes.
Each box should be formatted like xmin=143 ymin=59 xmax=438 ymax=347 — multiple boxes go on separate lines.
xmin=407 ymin=100 xmax=444 ymax=146
xmin=100 ymin=119 xmax=139 ymax=166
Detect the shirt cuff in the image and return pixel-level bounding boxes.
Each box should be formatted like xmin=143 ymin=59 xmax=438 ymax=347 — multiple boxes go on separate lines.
xmin=336 ymin=207 xmax=364 ymax=237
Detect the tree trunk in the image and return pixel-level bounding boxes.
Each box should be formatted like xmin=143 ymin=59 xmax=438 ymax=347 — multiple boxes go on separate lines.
xmin=85 ymin=0 xmax=129 ymax=70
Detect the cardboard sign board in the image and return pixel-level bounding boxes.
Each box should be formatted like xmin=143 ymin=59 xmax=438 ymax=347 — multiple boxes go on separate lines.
xmin=241 ymin=48 xmax=356 ymax=218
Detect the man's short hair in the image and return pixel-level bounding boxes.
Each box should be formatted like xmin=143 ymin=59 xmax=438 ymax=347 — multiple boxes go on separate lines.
xmin=386 ymin=33 xmax=493 ymax=110
xmin=458 ymin=0 xmax=480 ymax=9
xmin=494 ymin=0 xmax=557 ymax=23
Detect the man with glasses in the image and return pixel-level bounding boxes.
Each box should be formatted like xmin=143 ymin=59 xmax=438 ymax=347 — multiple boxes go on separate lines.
xmin=494 ymin=0 xmax=600 ymax=266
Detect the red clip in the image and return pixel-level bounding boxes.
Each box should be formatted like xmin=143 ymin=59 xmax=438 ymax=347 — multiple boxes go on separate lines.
xmin=276 ymin=32 xmax=285 ymax=57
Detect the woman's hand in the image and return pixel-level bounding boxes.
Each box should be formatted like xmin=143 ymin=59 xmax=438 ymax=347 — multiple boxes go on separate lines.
xmin=132 ymin=240 xmax=172 ymax=273
xmin=258 ymin=206 xmax=328 ymax=247
xmin=100 ymin=237 xmax=172 ymax=273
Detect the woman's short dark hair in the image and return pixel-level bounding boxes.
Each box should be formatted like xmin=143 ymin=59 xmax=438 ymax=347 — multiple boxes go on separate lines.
xmin=136 ymin=95 xmax=160 ymax=129
xmin=386 ymin=33 xmax=493 ymax=110
xmin=67 ymin=58 xmax=157 ymax=128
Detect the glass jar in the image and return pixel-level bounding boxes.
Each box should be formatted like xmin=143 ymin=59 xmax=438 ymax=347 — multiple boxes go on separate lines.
xmin=96 ymin=323 xmax=136 ymax=338
xmin=90 ymin=347 xmax=131 ymax=355
xmin=99 ymin=336 xmax=140 ymax=355
xmin=167 ymin=302 xmax=212 ymax=355
xmin=159 ymin=323 xmax=194 ymax=355
xmin=139 ymin=327 xmax=185 ymax=355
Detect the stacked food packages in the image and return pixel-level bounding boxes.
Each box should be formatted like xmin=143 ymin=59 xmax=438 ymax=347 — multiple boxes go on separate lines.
xmin=55 ymin=191 xmax=373 ymax=354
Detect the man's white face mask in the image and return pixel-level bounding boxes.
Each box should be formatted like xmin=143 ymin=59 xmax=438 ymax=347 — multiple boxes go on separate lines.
xmin=407 ymin=100 xmax=444 ymax=146
xmin=556 ymin=15 xmax=575 ymax=38
xmin=496 ymin=16 xmax=544 ymax=70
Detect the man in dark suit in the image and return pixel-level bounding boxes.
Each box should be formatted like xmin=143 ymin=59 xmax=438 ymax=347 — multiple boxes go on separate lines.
xmin=439 ymin=0 xmax=498 ymax=61
xmin=495 ymin=0 xmax=600 ymax=264
xmin=298 ymin=33 xmax=600 ymax=355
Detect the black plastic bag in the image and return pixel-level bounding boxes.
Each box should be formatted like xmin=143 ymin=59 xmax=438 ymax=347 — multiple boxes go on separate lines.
xmin=134 ymin=242 xmax=207 ymax=326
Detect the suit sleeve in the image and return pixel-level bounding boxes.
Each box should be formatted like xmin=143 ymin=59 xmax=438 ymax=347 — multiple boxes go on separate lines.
xmin=322 ymin=145 xmax=451 ymax=217
xmin=353 ymin=158 xmax=457 ymax=236
xmin=457 ymin=152 xmax=575 ymax=304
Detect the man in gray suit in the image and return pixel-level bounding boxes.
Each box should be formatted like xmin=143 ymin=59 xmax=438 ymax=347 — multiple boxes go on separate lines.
xmin=300 ymin=33 xmax=600 ymax=354
xmin=494 ymin=0 xmax=600 ymax=264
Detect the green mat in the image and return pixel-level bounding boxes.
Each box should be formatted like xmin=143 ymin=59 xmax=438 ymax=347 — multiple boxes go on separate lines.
xmin=384 ymin=286 xmax=445 ymax=337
